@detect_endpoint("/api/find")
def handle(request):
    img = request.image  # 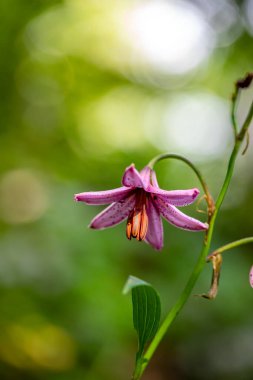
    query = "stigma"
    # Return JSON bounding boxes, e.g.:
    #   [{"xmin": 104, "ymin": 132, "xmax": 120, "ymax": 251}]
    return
[{"xmin": 126, "ymin": 190, "xmax": 148, "ymax": 241}]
